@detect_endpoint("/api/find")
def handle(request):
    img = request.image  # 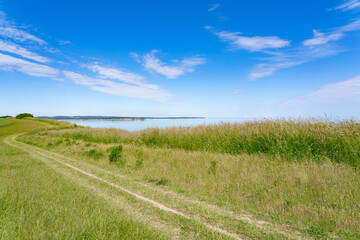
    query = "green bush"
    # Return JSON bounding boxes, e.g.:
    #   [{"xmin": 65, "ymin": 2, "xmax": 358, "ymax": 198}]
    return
[
  {"xmin": 108, "ymin": 145, "xmax": 126, "ymax": 166},
  {"xmin": 85, "ymin": 149, "xmax": 104, "ymax": 160},
  {"xmin": 16, "ymin": 113, "xmax": 34, "ymax": 119}
]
